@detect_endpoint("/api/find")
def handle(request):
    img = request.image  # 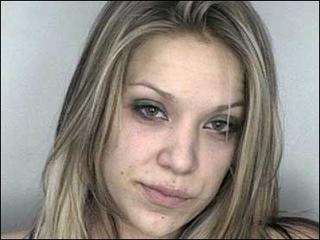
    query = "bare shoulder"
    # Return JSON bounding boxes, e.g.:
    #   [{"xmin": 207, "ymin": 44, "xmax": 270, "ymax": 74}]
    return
[
  {"xmin": 1, "ymin": 230, "xmax": 30, "ymax": 239},
  {"xmin": 266, "ymin": 217, "xmax": 319, "ymax": 239}
]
